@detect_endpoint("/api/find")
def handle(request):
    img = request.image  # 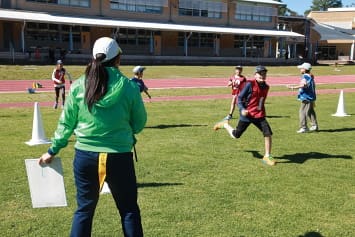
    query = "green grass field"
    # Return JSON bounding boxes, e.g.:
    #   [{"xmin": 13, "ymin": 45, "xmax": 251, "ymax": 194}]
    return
[
  {"xmin": 0, "ymin": 65, "xmax": 354, "ymax": 237},
  {"xmin": 0, "ymin": 64, "xmax": 355, "ymax": 80}
]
